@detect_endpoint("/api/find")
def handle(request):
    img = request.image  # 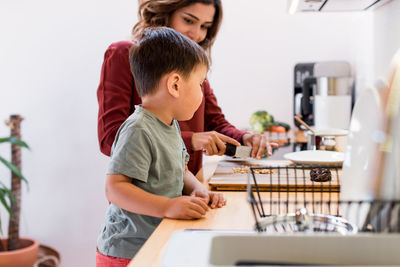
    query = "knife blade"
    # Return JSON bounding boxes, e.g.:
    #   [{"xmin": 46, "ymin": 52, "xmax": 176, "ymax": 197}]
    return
[{"xmin": 225, "ymin": 143, "xmax": 252, "ymax": 158}]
